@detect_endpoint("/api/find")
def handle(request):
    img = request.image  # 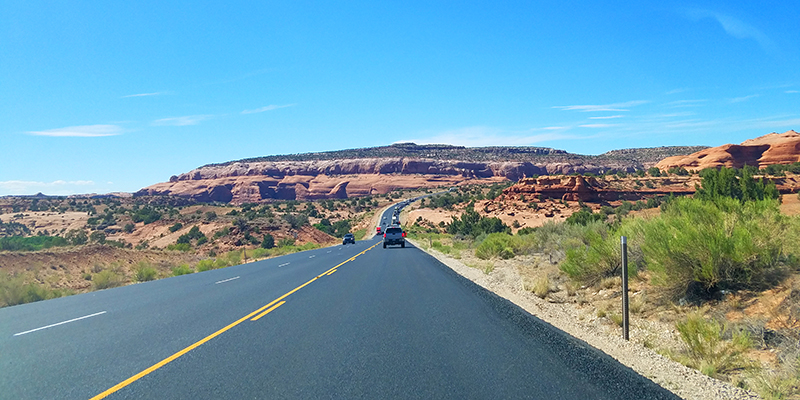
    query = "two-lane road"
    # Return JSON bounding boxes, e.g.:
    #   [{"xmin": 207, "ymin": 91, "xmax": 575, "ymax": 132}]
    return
[{"xmin": 0, "ymin": 203, "xmax": 679, "ymax": 399}]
